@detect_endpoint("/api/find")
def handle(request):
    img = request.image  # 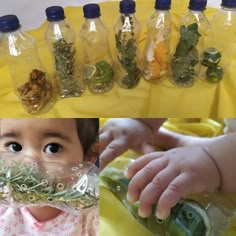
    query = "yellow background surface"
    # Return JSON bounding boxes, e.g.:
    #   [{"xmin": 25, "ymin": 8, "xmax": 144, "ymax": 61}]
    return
[{"xmin": 0, "ymin": 0, "xmax": 234, "ymax": 117}]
